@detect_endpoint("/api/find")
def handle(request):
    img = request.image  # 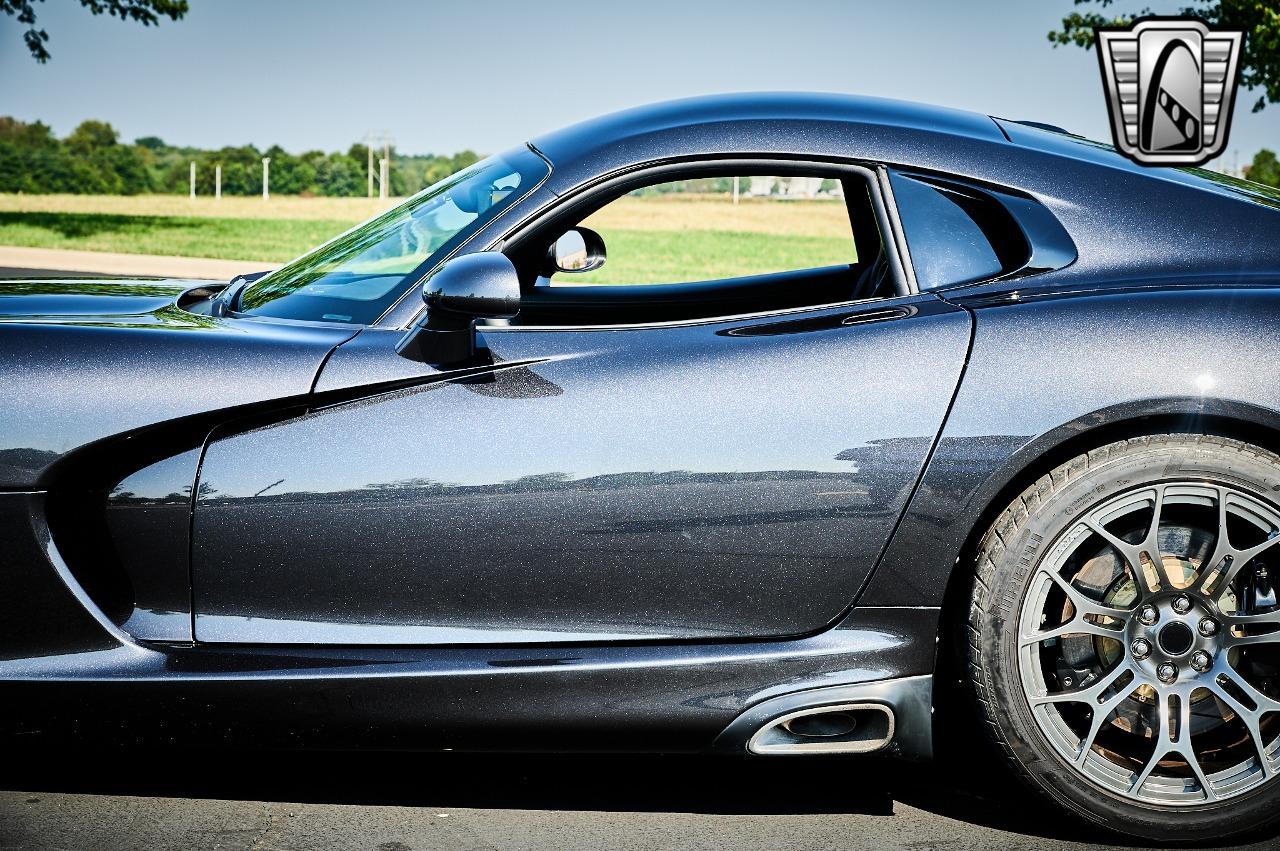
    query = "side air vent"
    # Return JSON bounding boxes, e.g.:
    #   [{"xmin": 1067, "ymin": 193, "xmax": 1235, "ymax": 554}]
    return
[{"xmin": 747, "ymin": 702, "xmax": 894, "ymax": 755}]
